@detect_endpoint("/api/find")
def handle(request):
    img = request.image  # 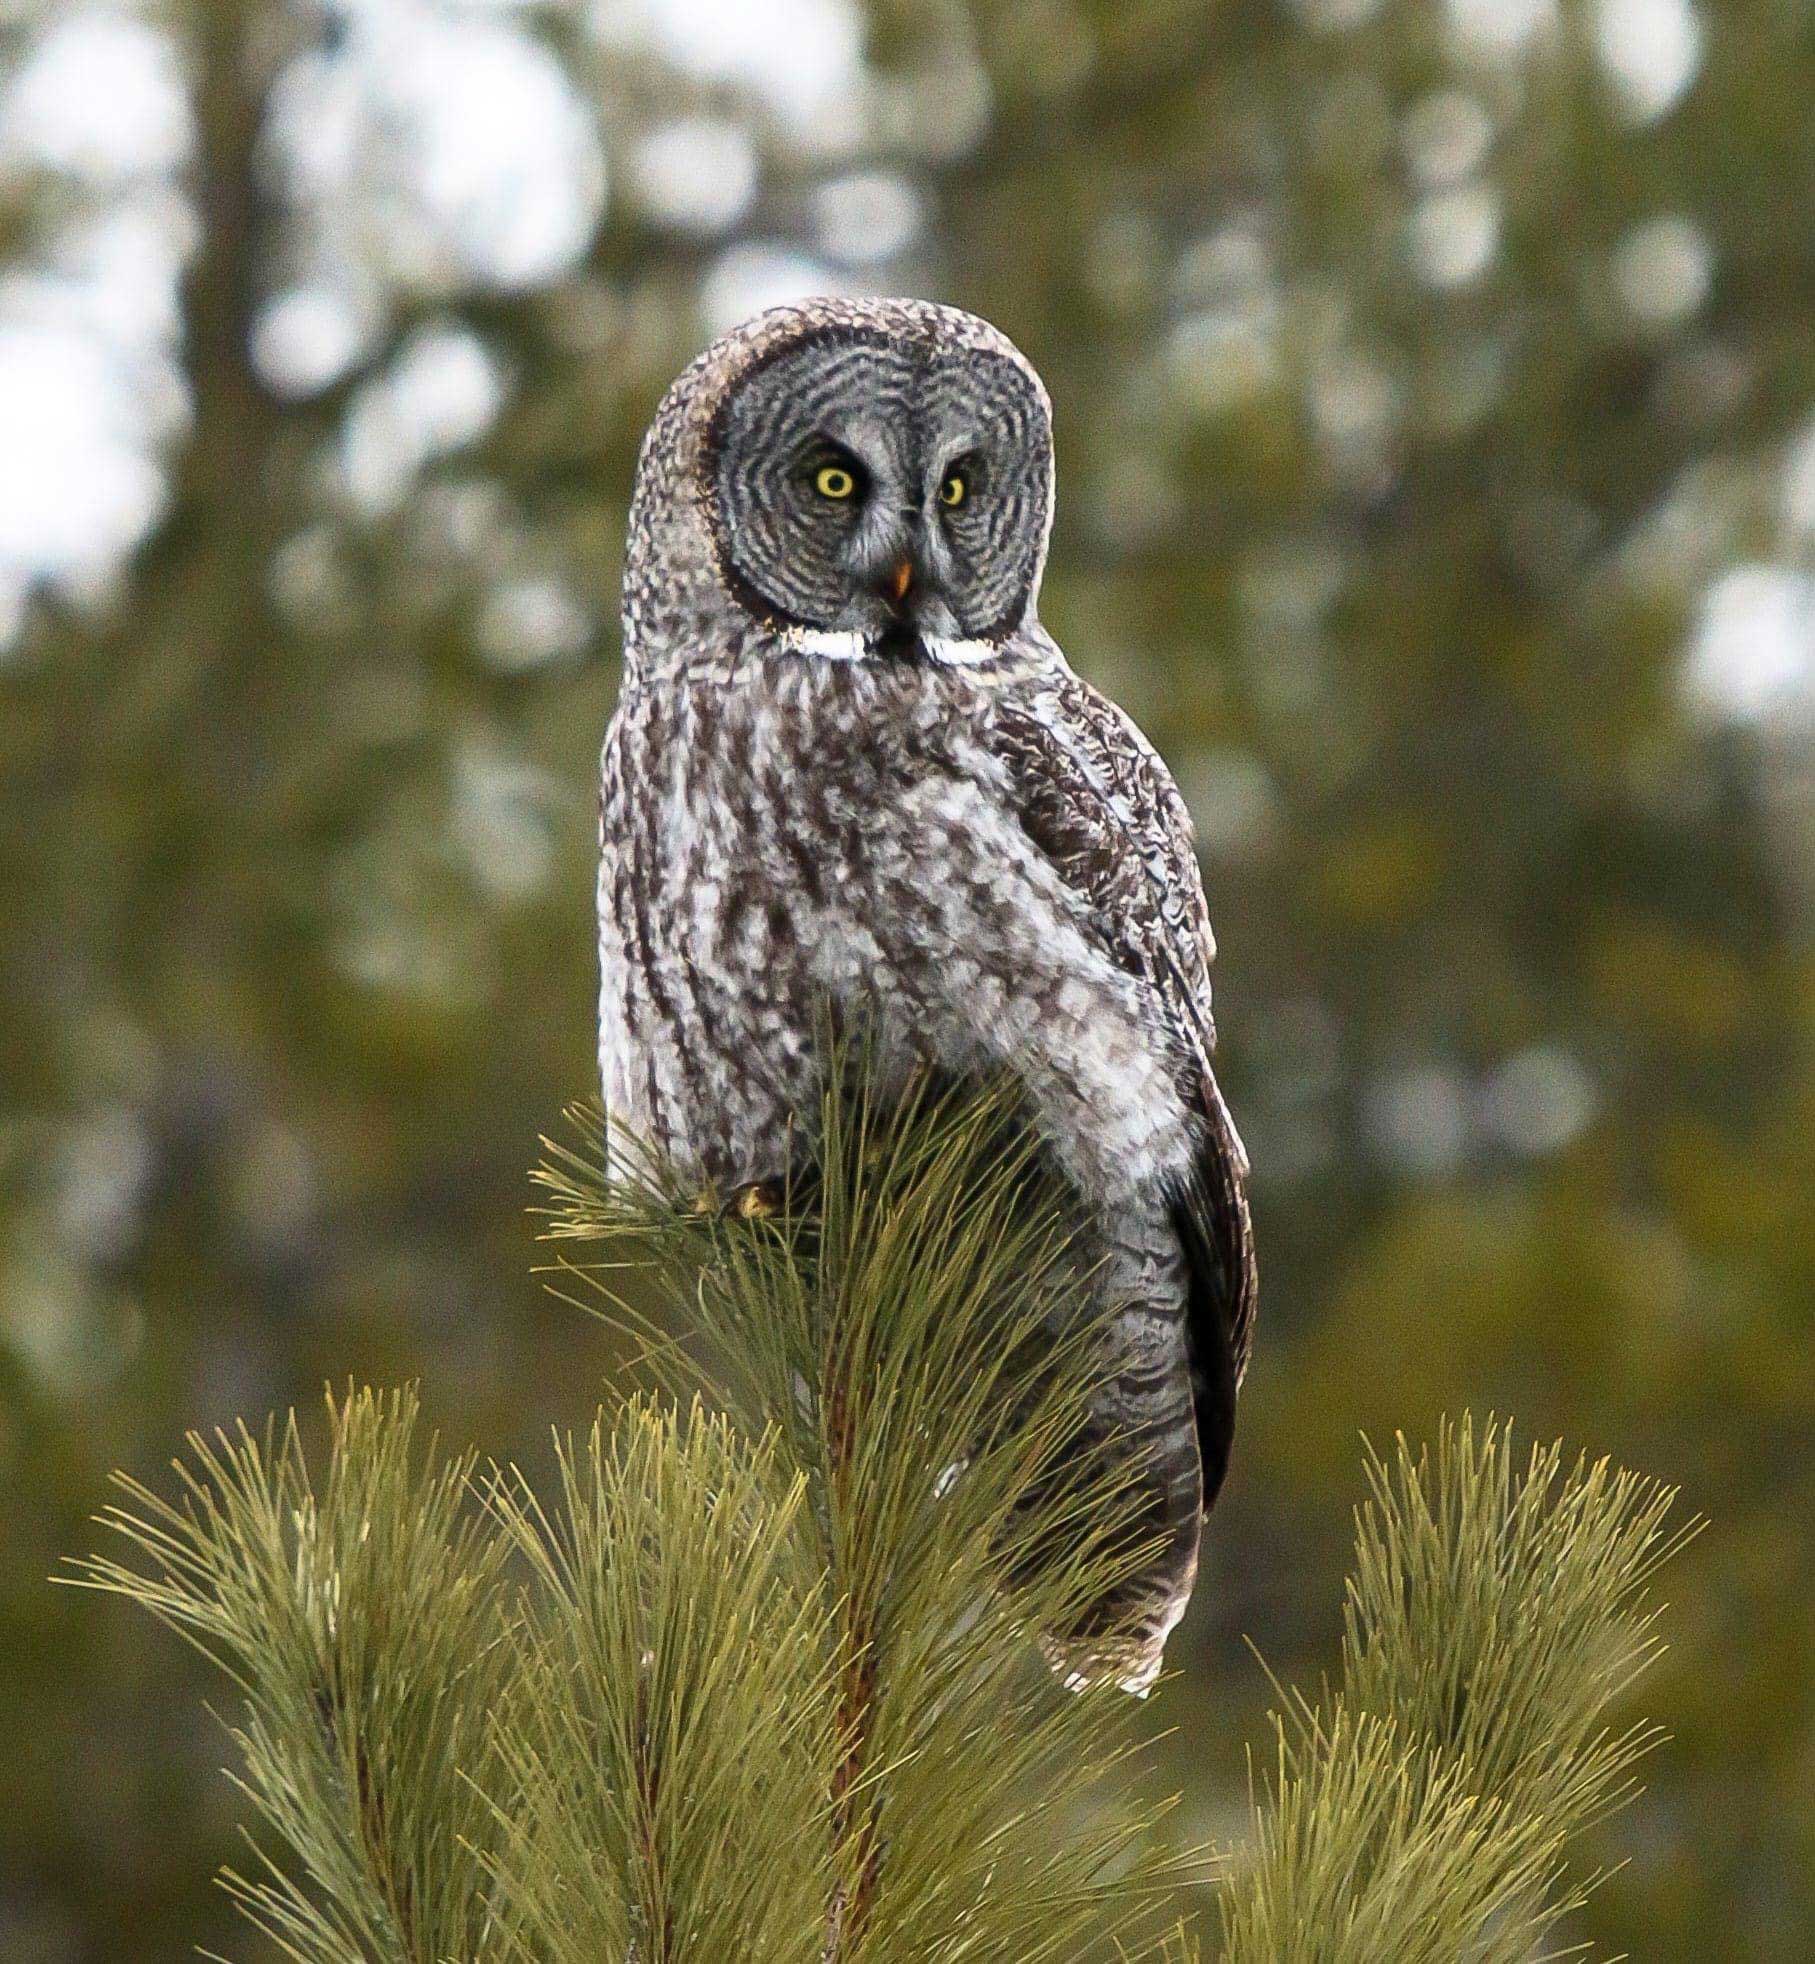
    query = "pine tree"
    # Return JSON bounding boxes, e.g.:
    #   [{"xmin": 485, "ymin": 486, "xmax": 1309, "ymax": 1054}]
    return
[{"xmin": 68, "ymin": 1060, "xmax": 1691, "ymax": 1961}]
